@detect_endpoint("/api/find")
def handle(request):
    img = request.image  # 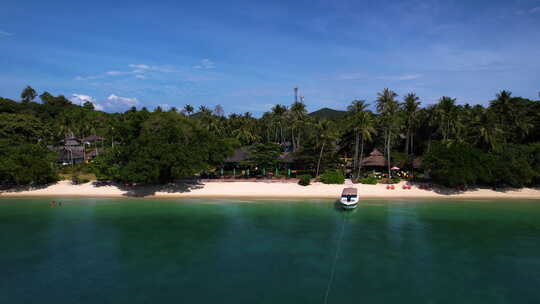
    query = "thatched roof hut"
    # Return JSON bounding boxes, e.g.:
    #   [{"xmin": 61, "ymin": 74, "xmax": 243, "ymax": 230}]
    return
[
  {"xmin": 224, "ymin": 148, "xmax": 295, "ymax": 165},
  {"xmin": 224, "ymin": 148, "xmax": 253, "ymax": 163},
  {"xmin": 361, "ymin": 149, "xmax": 386, "ymax": 167}
]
